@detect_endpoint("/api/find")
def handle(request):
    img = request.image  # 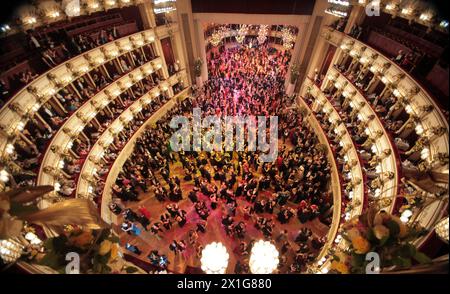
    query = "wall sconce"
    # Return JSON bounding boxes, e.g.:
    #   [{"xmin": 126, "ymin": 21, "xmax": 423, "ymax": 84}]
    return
[
  {"xmin": 61, "ymin": 74, "xmax": 73, "ymax": 85},
  {"xmin": 400, "ymin": 209, "xmax": 413, "ymax": 223},
  {"xmin": 134, "ymin": 39, "xmax": 144, "ymax": 47},
  {"xmin": 79, "ymin": 65, "xmax": 90, "ymax": 74},
  {"xmin": 371, "ymin": 144, "xmax": 378, "ymax": 153},
  {"xmin": 380, "ymin": 75, "xmax": 389, "ymax": 85},
  {"xmin": 145, "ymin": 67, "xmax": 154, "ymax": 75},
  {"xmin": 54, "ymin": 182, "xmax": 61, "ymax": 192},
  {"xmin": 420, "ymin": 147, "xmax": 430, "ymax": 160},
  {"xmin": 26, "ymin": 16, "xmax": 38, "ymax": 25},
  {"xmin": 401, "ymin": 7, "xmax": 413, "ymax": 15},
  {"xmin": 95, "ymin": 56, "xmax": 105, "ymax": 65},
  {"xmin": 16, "ymin": 121, "xmax": 25, "ymax": 132},
  {"xmin": 47, "ymin": 10, "xmax": 60, "ymax": 19},
  {"xmin": 385, "ymin": 3, "xmax": 396, "ymax": 10},
  {"xmin": 0, "ymin": 169, "xmax": 10, "ymax": 183},
  {"xmin": 404, "ymin": 104, "xmax": 415, "ymax": 115},
  {"xmin": 415, "ymin": 123, "xmax": 424, "ymax": 135},
  {"xmin": 393, "ymin": 88, "xmax": 402, "ymax": 98},
  {"xmin": 122, "ymin": 43, "xmax": 132, "ymax": 52},
  {"xmin": 105, "ymin": 0, "xmax": 117, "ymax": 7},
  {"xmin": 46, "ymin": 89, "xmax": 56, "ymax": 100},
  {"xmin": 132, "ymin": 106, "xmax": 142, "ymax": 114},
  {"xmin": 109, "ymin": 50, "xmax": 119, "ymax": 58}
]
